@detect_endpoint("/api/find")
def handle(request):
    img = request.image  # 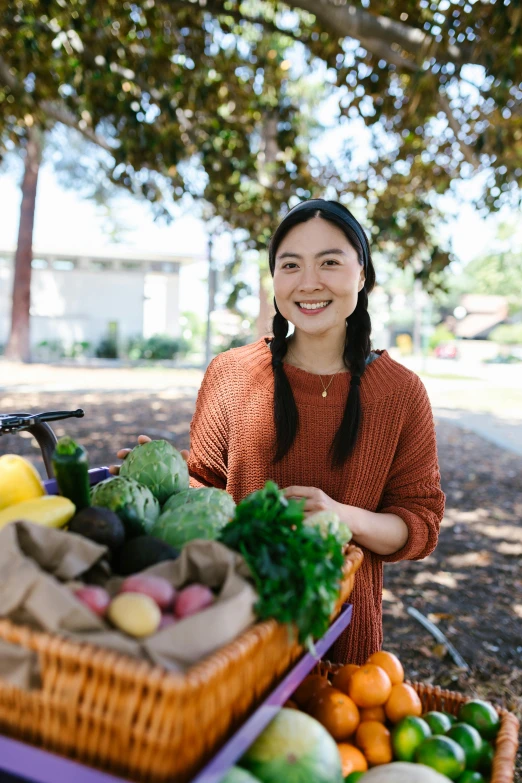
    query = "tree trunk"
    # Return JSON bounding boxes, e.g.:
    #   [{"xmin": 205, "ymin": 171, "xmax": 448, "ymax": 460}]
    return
[
  {"xmin": 256, "ymin": 113, "xmax": 278, "ymax": 339},
  {"xmin": 5, "ymin": 128, "xmax": 42, "ymax": 363}
]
